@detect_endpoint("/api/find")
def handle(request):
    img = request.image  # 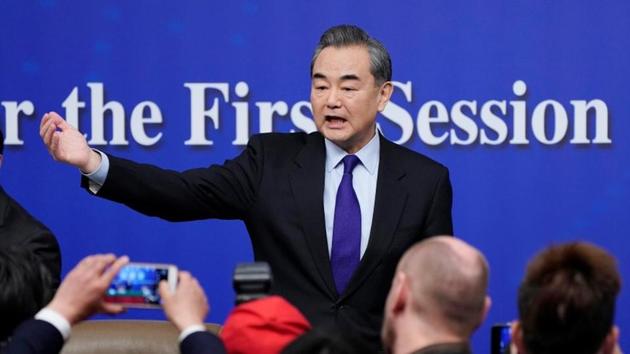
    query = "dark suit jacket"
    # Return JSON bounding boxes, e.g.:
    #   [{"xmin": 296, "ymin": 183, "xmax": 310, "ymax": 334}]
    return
[
  {"xmin": 2, "ymin": 321, "xmax": 225, "ymax": 354},
  {"xmin": 180, "ymin": 331, "xmax": 226, "ymax": 354},
  {"xmin": 0, "ymin": 186, "xmax": 61, "ymax": 288},
  {"xmin": 1, "ymin": 320, "xmax": 63, "ymax": 354},
  {"xmin": 84, "ymin": 132, "xmax": 452, "ymax": 349},
  {"xmin": 412, "ymin": 342, "xmax": 472, "ymax": 354}
]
